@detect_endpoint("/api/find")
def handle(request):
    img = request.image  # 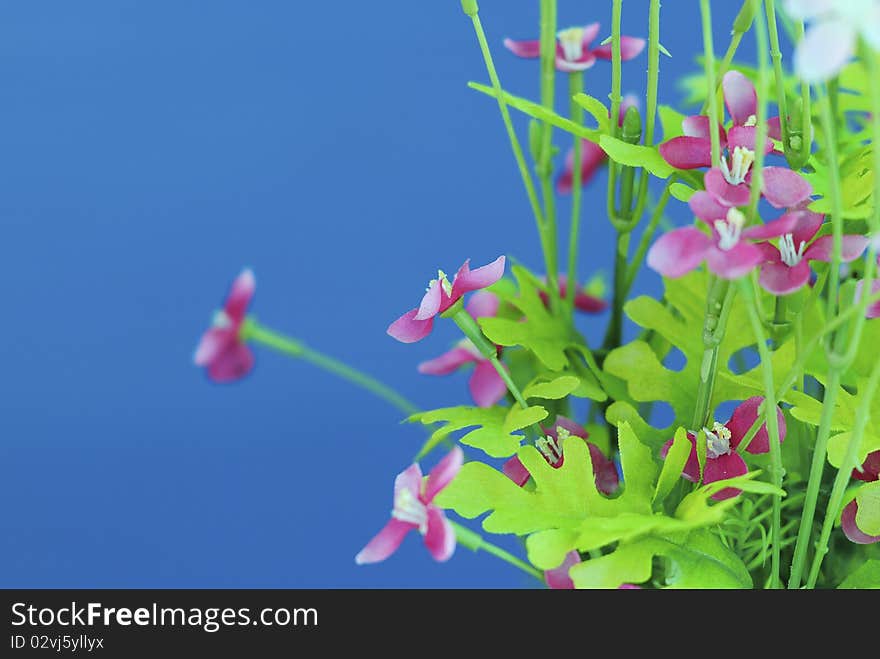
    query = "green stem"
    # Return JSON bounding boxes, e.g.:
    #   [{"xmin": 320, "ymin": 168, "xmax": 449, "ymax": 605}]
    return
[
  {"xmin": 738, "ymin": 276, "xmax": 784, "ymax": 589},
  {"xmin": 539, "ymin": 0, "xmax": 559, "ymax": 310},
  {"xmin": 692, "ymin": 278, "xmax": 735, "ymax": 429},
  {"xmin": 464, "ymin": 10, "xmax": 554, "ymax": 287},
  {"xmin": 818, "ymin": 86, "xmax": 844, "ymax": 346},
  {"xmin": 606, "ymin": 0, "xmax": 624, "ymax": 224},
  {"xmin": 700, "ymin": 0, "xmax": 721, "ymax": 166},
  {"xmin": 451, "ymin": 520, "xmax": 544, "ymax": 581},
  {"xmin": 601, "ymin": 231, "xmax": 631, "ymax": 351},
  {"xmin": 764, "ymin": 0, "xmax": 790, "ymax": 161},
  {"xmin": 796, "ymin": 21, "xmax": 813, "ymax": 167},
  {"xmin": 241, "ymin": 319, "xmax": 420, "ymax": 417},
  {"xmin": 566, "ymin": 71, "xmax": 584, "ymax": 316},
  {"xmin": 749, "ymin": 0, "xmax": 770, "ymax": 220}
]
